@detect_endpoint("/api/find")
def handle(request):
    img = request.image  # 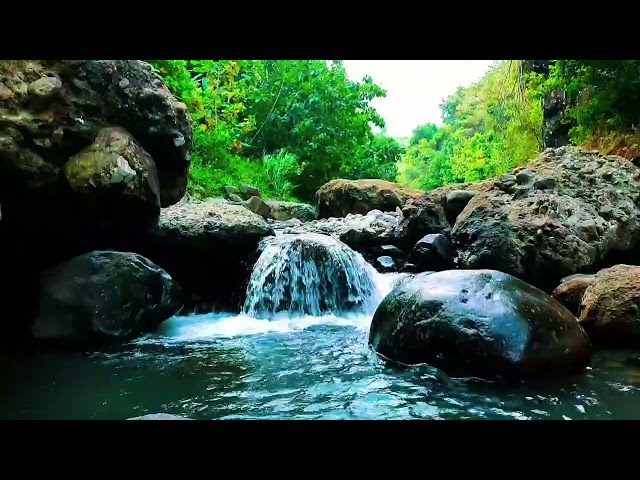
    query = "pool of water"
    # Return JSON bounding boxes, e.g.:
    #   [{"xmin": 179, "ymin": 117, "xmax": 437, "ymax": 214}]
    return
[{"xmin": 3, "ymin": 312, "xmax": 640, "ymax": 420}]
